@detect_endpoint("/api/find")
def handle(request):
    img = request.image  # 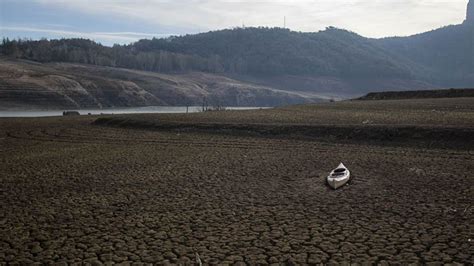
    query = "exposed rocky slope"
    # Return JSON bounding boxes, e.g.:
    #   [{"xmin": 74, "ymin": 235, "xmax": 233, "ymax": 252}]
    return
[{"xmin": 0, "ymin": 58, "xmax": 319, "ymax": 109}]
